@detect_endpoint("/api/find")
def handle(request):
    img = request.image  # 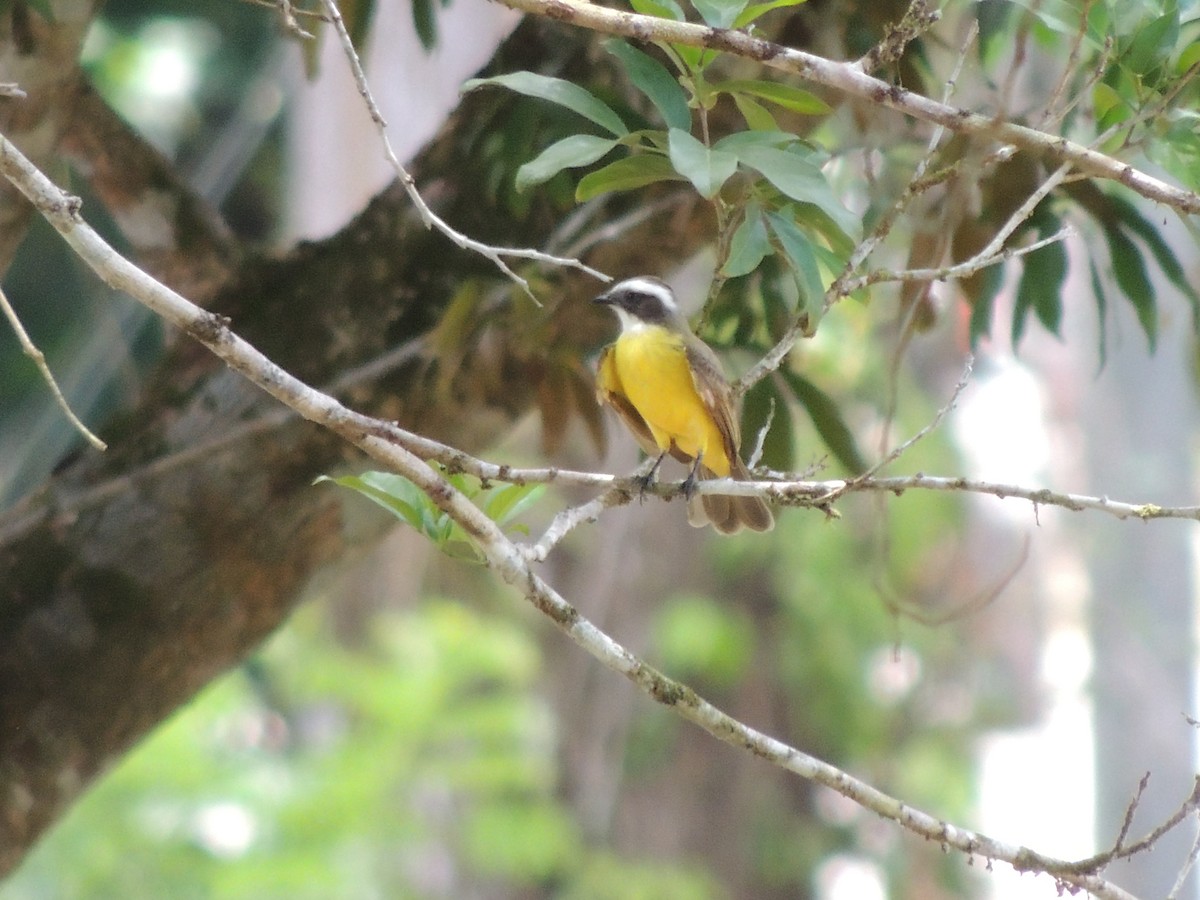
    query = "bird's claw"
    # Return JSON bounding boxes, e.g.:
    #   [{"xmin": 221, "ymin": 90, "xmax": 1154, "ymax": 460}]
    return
[
  {"xmin": 680, "ymin": 469, "xmax": 698, "ymax": 501},
  {"xmin": 634, "ymin": 469, "xmax": 657, "ymax": 504}
]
